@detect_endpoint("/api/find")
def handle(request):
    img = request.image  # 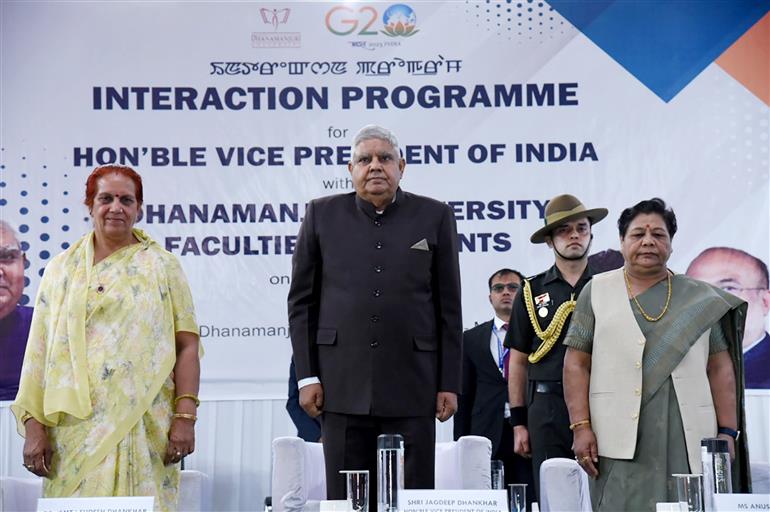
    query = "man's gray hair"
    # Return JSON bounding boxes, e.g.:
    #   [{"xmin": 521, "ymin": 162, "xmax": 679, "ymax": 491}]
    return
[
  {"xmin": 350, "ymin": 125, "xmax": 401, "ymax": 162},
  {"xmin": 0, "ymin": 220, "xmax": 21, "ymax": 248}
]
